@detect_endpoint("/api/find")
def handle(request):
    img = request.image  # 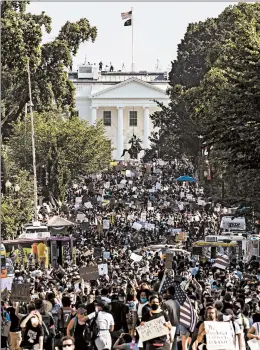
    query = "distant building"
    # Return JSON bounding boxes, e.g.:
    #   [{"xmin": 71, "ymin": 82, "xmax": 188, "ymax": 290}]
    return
[{"xmin": 69, "ymin": 64, "xmax": 170, "ymax": 160}]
